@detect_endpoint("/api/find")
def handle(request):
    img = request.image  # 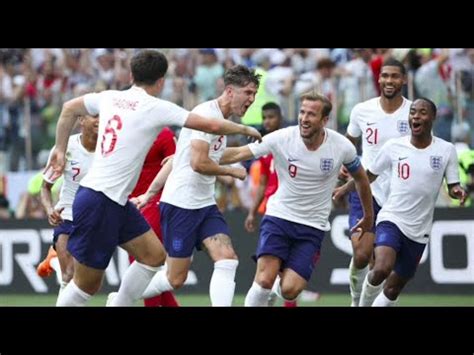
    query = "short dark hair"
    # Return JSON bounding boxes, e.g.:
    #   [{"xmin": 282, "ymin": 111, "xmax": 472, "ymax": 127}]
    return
[
  {"xmin": 262, "ymin": 102, "xmax": 281, "ymax": 114},
  {"xmin": 382, "ymin": 57, "xmax": 406, "ymax": 75},
  {"xmin": 416, "ymin": 97, "xmax": 437, "ymax": 117},
  {"xmin": 131, "ymin": 49, "xmax": 168, "ymax": 86},
  {"xmin": 224, "ymin": 65, "xmax": 261, "ymax": 89}
]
